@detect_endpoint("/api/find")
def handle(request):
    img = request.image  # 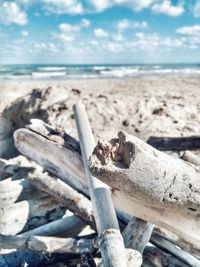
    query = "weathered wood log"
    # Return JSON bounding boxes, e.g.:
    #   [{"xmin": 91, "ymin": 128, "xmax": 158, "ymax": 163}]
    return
[
  {"xmin": 14, "ymin": 120, "xmax": 200, "ymax": 256},
  {"xmin": 0, "ymin": 235, "xmax": 96, "ymax": 254},
  {"xmin": 122, "ymin": 217, "xmax": 154, "ymax": 253},
  {"xmin": 15, "ymin": 120, "xmax": 88, "ymax": 195},
  {"xmin": 27, "ymin": 169, "xmax": 195, "ymax": 264},
  {"xmin": 147, "ymin": 135, "xmax": 200, "ymax": 151},
  {"xmin": 89, "ymin": 131, "xmax": 200, "ymax": 251},
  {"xmin": 29, "ymin": 169, "xmax": 95, "ymax": 229},
  {"xmin": 21, "ymin": 215, "xmax": 87, "ymax": 238}
]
